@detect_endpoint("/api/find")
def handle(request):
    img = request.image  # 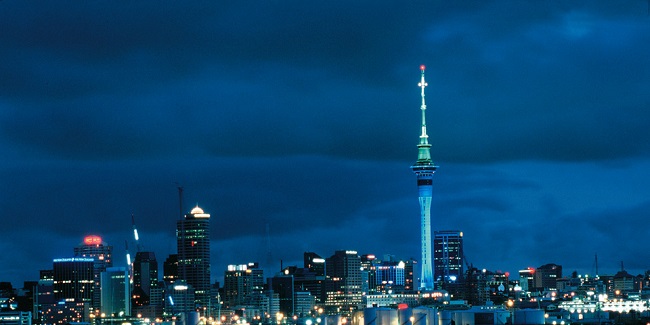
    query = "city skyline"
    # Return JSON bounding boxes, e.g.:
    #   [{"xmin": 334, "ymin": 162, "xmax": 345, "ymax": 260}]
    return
[{"xmin": 2, "ymin": 1, "xmax": 650, "ymax": 286}]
